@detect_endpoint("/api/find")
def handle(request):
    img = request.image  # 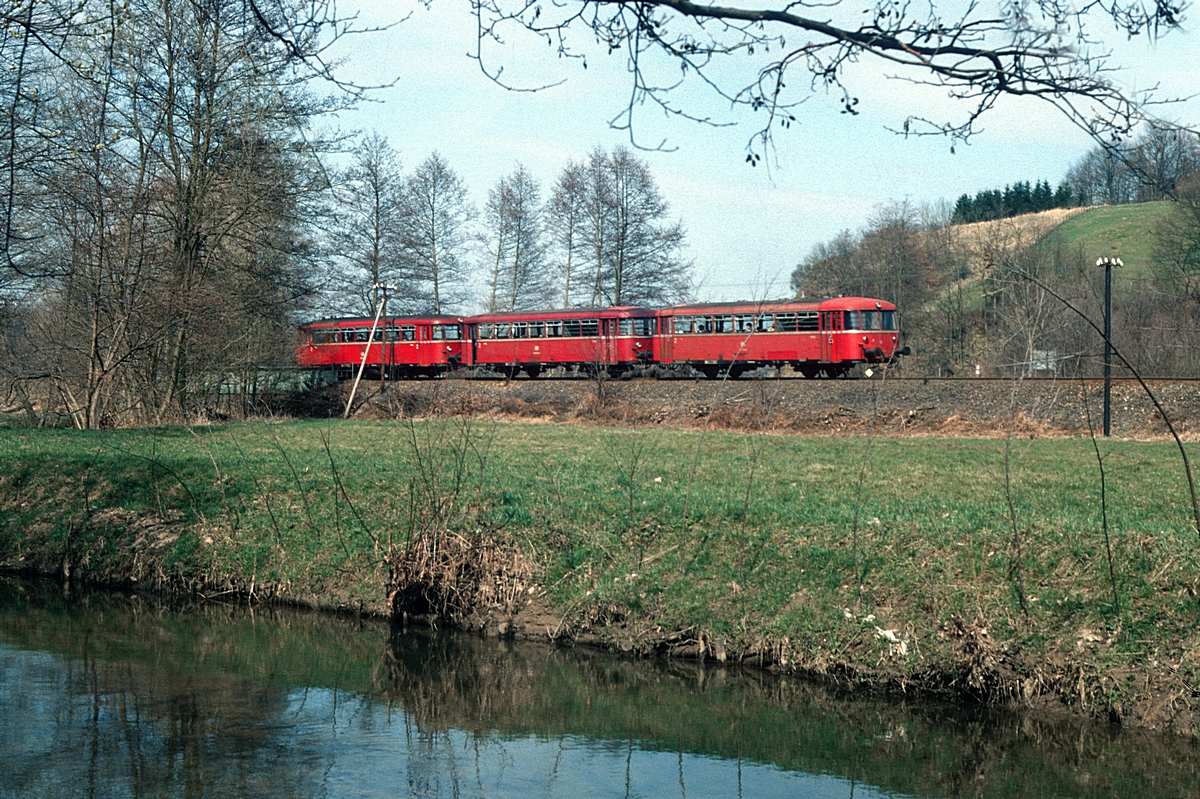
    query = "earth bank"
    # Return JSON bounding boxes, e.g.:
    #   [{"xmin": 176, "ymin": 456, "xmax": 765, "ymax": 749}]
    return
[{"xmin": 3, "ymin": 377, "xmax": 1200, "ymax": 738}]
